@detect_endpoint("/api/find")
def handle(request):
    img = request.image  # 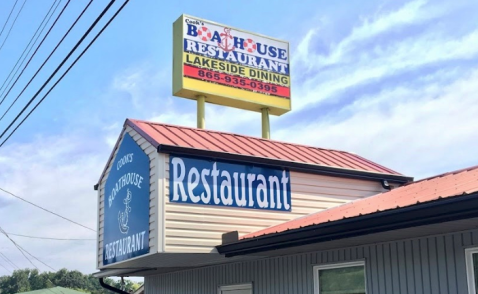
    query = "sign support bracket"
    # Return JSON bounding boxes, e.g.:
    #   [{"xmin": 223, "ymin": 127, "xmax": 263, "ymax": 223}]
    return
[
  {"xmin": 197, "ymin": 95, "xmax": 206, "ymax": 129},
  {"xmin": 261, "ymin": 108, "xmax": 270, "ymax": 139}
]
